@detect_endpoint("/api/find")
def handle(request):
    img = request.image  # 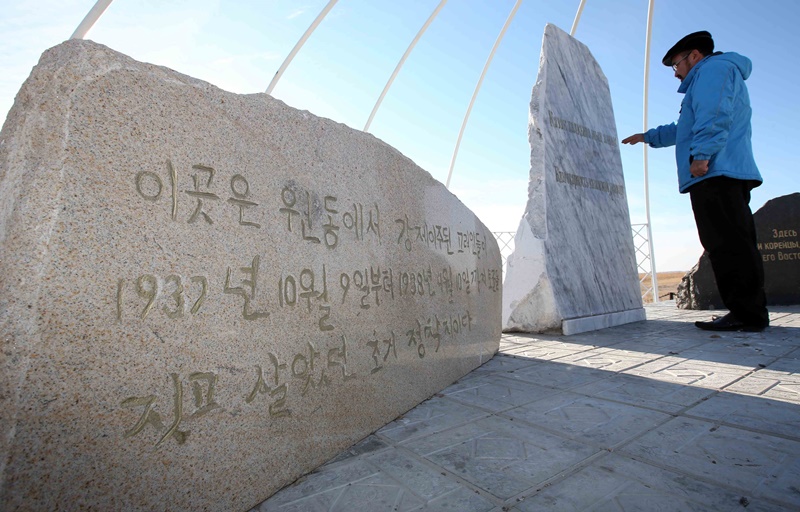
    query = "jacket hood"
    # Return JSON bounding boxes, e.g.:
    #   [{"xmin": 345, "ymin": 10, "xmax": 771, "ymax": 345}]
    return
[
  {"xmin": 678, "ymin": 52, "xmax": 752, "ymax": 93},
  {"xmin": 715, "ymin": 52, "xmax": 752, "ymax": 79}
]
